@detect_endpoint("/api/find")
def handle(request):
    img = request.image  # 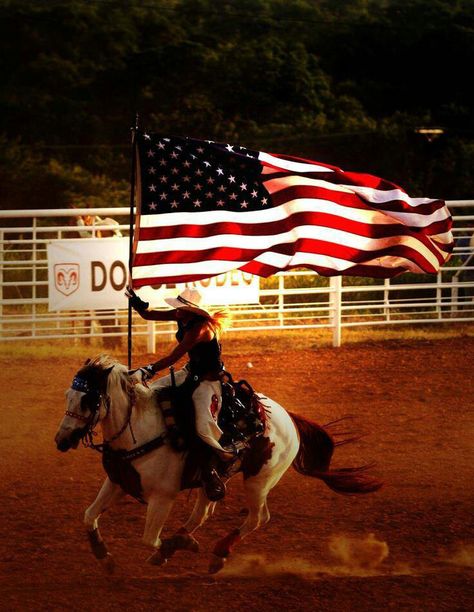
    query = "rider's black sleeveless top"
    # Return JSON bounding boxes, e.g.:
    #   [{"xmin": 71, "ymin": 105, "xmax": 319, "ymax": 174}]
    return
[{"xmin": 176, "ymin": 316, "xmax": 223, "ymax": 378}]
